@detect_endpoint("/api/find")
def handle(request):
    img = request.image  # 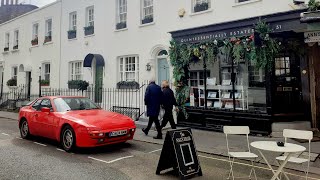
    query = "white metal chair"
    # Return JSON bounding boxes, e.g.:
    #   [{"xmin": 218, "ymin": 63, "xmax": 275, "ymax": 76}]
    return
[
  {"xmin": 223, "ymin": 126, "xmax": 258, "ymax": 180},
  {"xmin": 276, "ymin": 129, "xmax": 313, "ymax": 180}
]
